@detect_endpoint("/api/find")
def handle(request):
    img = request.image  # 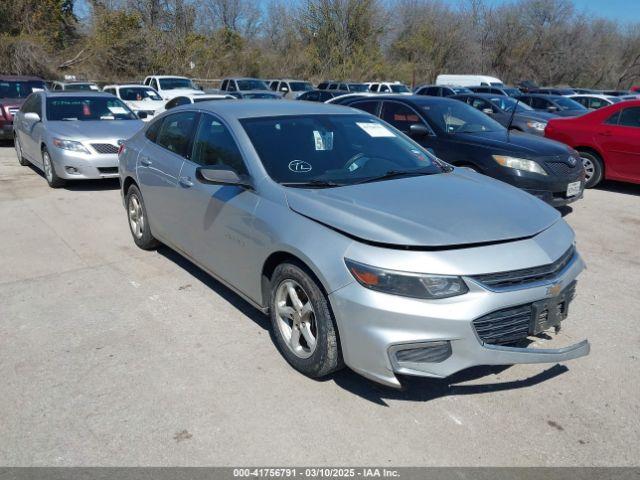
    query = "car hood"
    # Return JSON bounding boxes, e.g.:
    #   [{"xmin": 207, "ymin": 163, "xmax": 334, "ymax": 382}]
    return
[
  {"xmin": 285, "ymin": 171, "xmax": 560, "ymax": 248},
  {"xmin": 162, "ymin": 89, "xmax": 204, "ymax": 99},
  {"xmin": 46, "ymin": 120, "xmax": 144, "ymax": 142},
  {"xmin": 452, "ymin": 130, "xmax": 569, "ymax": 157},
  {"xmin": 124, "ymin": 99, "xmax": 165, "ymax": 111}
]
